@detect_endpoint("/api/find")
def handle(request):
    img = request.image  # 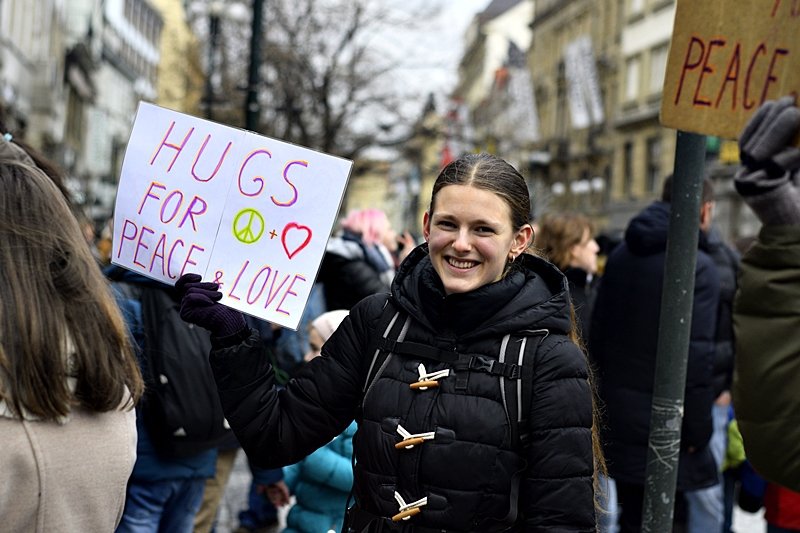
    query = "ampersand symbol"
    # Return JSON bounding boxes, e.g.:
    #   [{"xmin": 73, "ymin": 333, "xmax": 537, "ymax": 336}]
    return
[{"xmin": 213, "ymin": 270, "xmax": 224, "ymax": 289}]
